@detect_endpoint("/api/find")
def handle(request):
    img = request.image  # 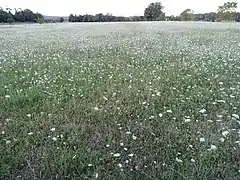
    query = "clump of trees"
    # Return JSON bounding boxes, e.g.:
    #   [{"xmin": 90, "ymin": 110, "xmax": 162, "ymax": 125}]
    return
[
  {"xmin": 236, "ymin": 12, "xmax": 240, "ymax": 21},
  {"xmin": 144, "ymin": 2, "xmax": 165, "ymax": 21},
  {"xmin": 69, "ymin": 2, "xmax": 165, "ymax": 22},
  {"xmin": 69, "ymin": 1, "xmax": 239, "ymax": 23},
  {"xmin": 1, "ymin": 1, "xmax": 240, "ymax": 24},
  {"xmin": 59, "ymin": 17, "xmax": 64, "ymax": 22},
  {"xmin": 194, "ymin": 13, "xmax": 217, "ymax": 22},
  {"xmin": 217, "ymin": 2, "xmax": 238, "ymax": 21},
  {"xmin": 69, "ymin": 13, "xmax": 145, "ymax": 22},
  {"xmin": 180, "ymin": 9, "xmax": 195, "ymax": 21},
  {"xmin": 0, "ymin": 7, "xmax": 43, "ymax": 23}
]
